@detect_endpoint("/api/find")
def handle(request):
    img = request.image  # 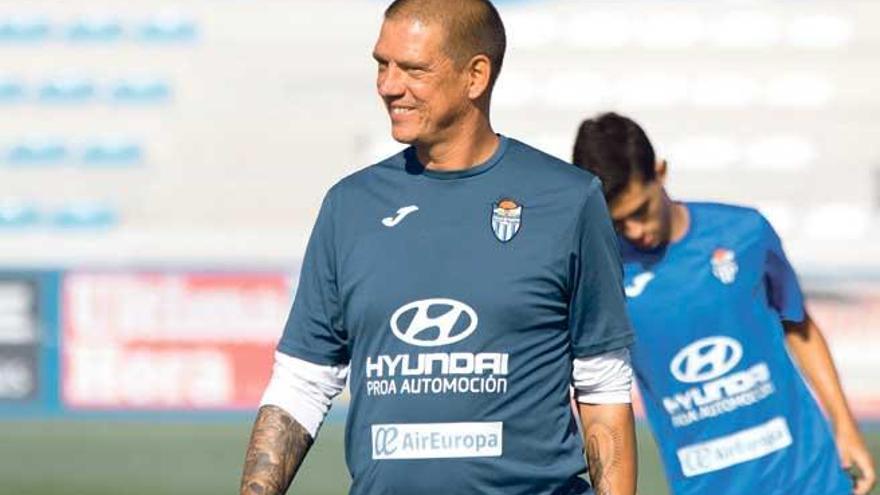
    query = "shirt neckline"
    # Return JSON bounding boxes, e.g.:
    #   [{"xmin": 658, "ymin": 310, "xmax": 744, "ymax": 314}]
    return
[{"xmin": 404, "ymin": 135, "xmax": 509, "ymax": 180}]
